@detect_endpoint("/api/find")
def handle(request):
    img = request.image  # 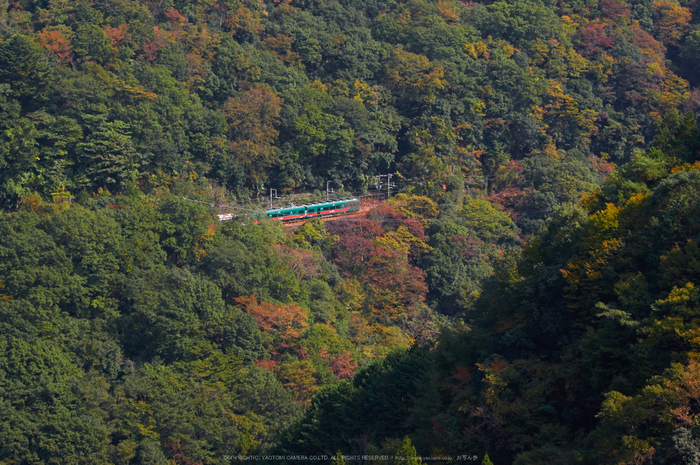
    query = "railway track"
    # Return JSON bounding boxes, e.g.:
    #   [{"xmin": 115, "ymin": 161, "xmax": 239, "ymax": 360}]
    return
[
  {"xmin": 282, "ymin": 210, "xmax": 364, "ymax": 228},
  {"xmin": 282, "ymin": 198, "xmax": 378, "ymax": 228}
]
